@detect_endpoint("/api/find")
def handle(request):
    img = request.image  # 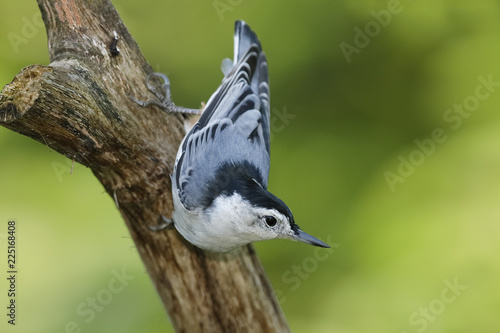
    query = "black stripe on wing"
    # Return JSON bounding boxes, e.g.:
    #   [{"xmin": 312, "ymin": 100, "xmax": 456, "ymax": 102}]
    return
[
  {"xmin": 196, "ymin": 48, "xmax": 258, "ymax": 129},
  {"xmin": 256, "ymin": 52, "xmax": 270, "ymax": 155}
]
